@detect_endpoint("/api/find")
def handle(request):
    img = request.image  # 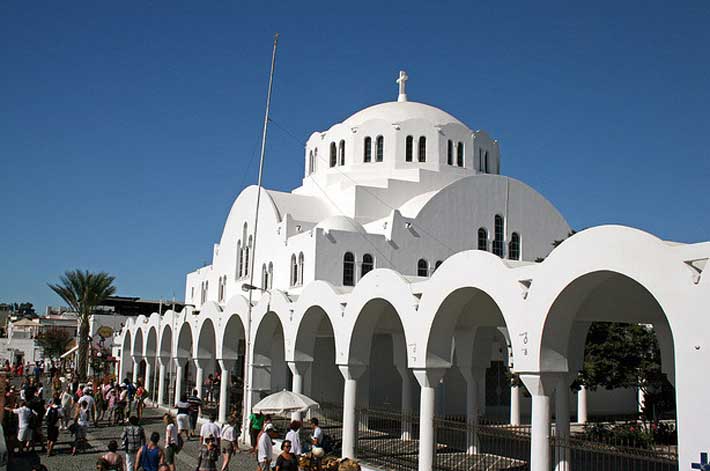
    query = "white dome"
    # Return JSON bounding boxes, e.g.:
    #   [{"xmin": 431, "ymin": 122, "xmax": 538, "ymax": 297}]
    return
[
  {"xmin": 315, "ymin": 215, "xmax": 366, "ymax": 234},
  {"xmin": 342, "ymin": 101, "xmax": 467, "ymax": 128}
]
